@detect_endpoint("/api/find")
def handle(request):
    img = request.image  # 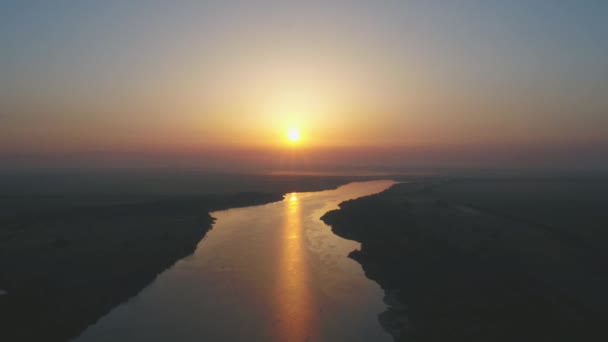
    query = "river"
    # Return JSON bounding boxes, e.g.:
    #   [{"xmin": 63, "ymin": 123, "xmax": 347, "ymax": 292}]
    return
[{"xmin": 74, "ymin": 180, "xmax": 395, "ymax": 342}]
